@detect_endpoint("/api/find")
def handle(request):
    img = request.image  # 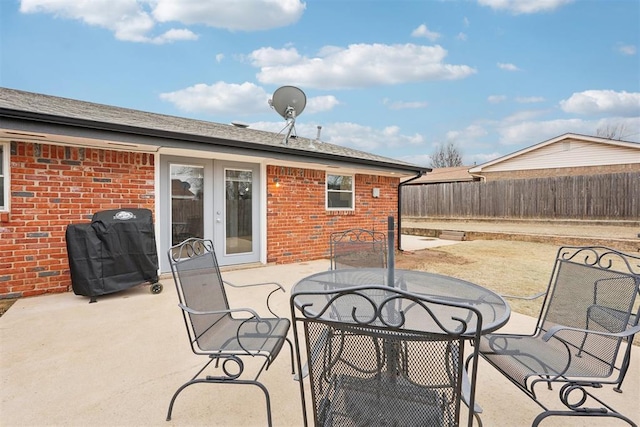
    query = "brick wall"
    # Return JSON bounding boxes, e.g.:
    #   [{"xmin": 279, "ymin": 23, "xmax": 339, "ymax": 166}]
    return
[
  {"xmin": 266, "ymin": 165, "xmax": 399, "ymax": 264},
  {"xmin": 1, "ymin": 144, "xmax": 400, "ymax": 298},
  {"xmin": 0, "ymin": 141, "xmax": 155, "ymax": 298},
  {"xmin": 480, "ymin": 163, "xmax": 638, "ymax": 181}
]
